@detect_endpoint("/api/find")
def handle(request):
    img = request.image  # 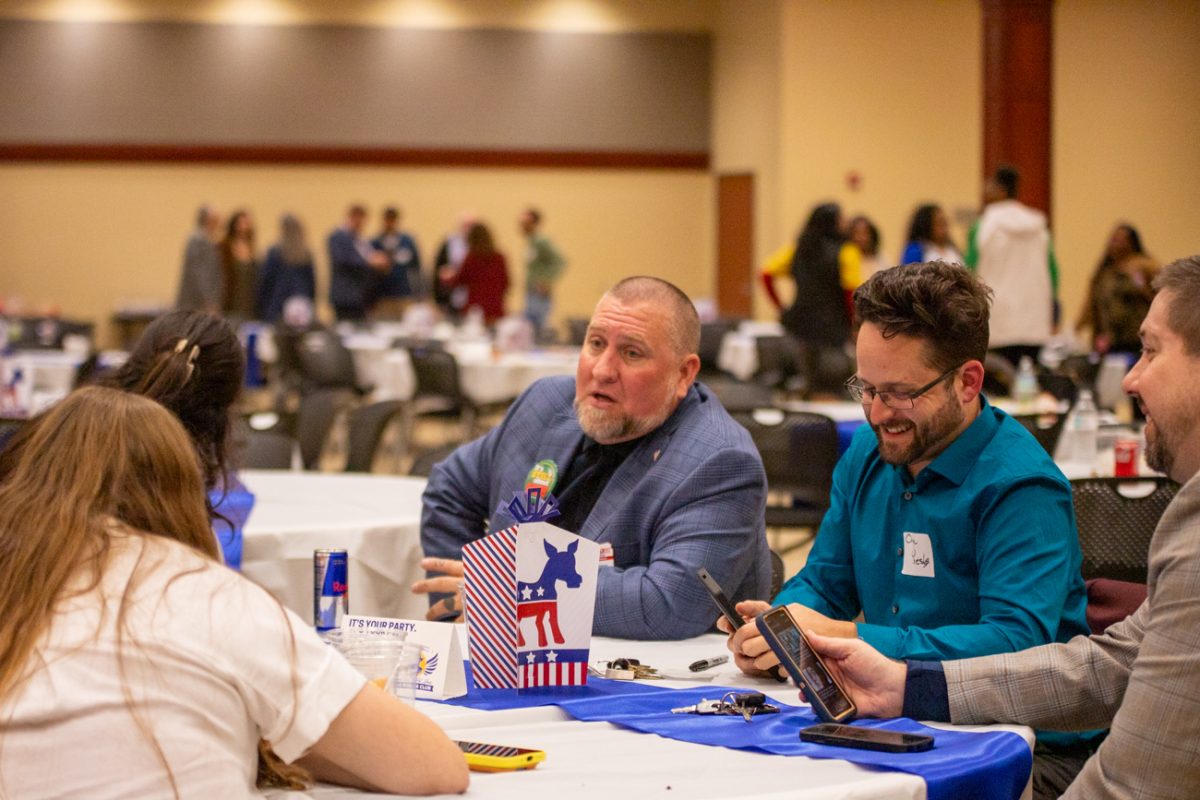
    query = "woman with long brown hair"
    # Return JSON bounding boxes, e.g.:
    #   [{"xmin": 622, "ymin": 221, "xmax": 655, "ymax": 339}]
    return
[
  {"xmin": 0, "ymin": 387, "xmax": 467, "ymax": 797},
  {"xmin": 441, "ymin": 221, "xmax": 510, "ymax": 324},
  {"xmin": 220, "ymin": 208, "xmax": 260, "ymax": 320}
]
